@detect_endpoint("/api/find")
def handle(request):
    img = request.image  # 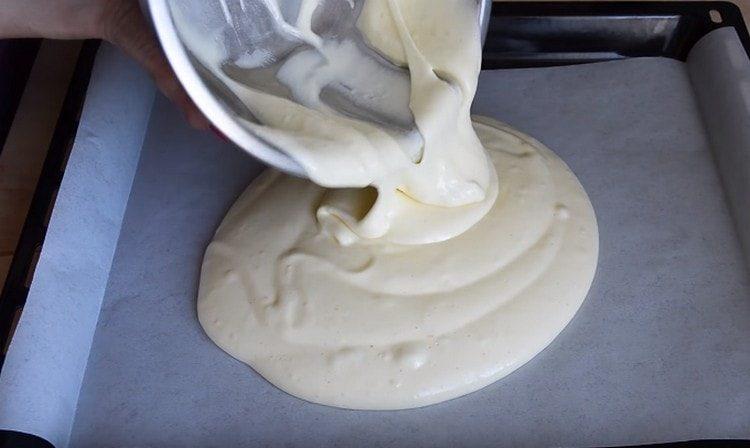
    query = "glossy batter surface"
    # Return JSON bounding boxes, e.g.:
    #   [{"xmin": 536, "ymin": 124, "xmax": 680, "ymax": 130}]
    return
[
  {"xmin": 175, "ymin": 0, "xmax": 497, "ymax": 244},
  {"xmin": 184, "ymin": 0, "xmax": 599, "ymax": 409},
  {"xmin": 198, "ymin": 118, "xmax": 598, "ymax": 409}
]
